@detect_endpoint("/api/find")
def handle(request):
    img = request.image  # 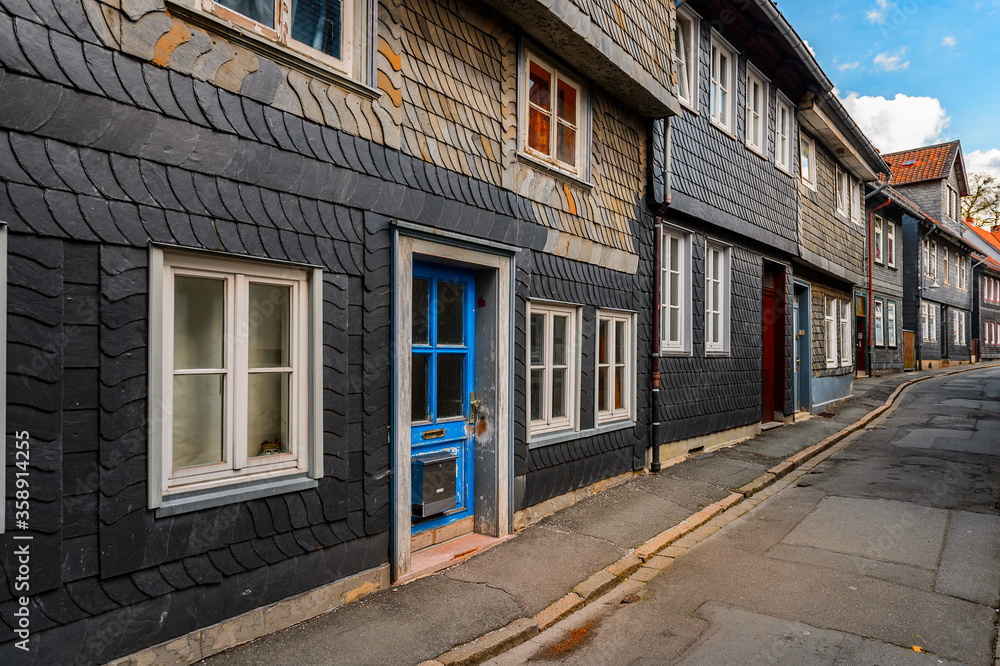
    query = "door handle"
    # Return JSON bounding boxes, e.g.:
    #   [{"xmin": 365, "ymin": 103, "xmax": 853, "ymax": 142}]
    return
[{"xmin": 469, "ymin": 392, "xmax": 481, "ymax": 424}]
